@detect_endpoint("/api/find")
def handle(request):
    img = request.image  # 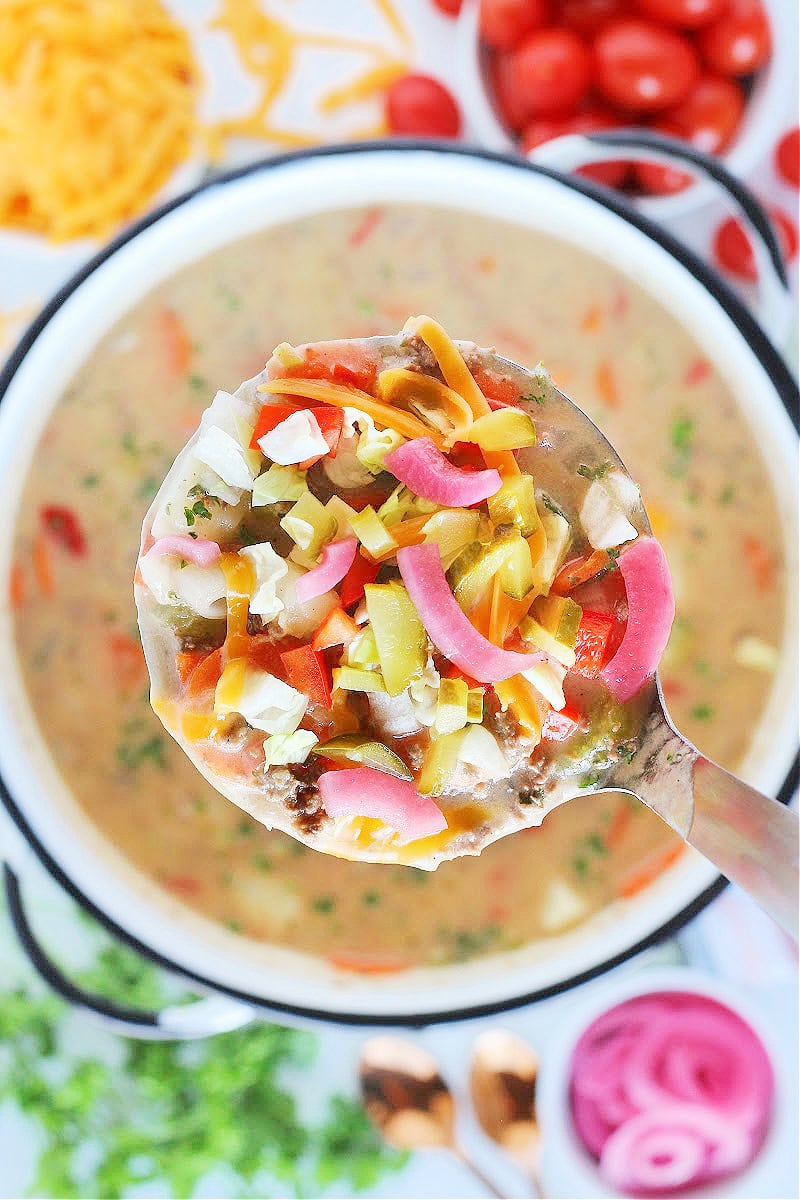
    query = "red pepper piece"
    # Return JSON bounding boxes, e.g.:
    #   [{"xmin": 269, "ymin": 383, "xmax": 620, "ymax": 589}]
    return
[
  {"xmin": 280, "ymin": 644, "xmax": 332, "ymax": 709},
  {"xmin": 542, "ymin": 702, "xmax": 583, "ymax": 740},
  {"xmin": 339, "ymin": 553, "xmax": 380, "ymax": 609},
  {"xmin": 572, "ymin": 609, "xmax": 615, "ymax": 678},
  {"xmin": 301, "ymin": 345, "xmax": 378, "ymax": 392},
  {"xmin": 310, "ymin": 406, "xmax": 344, "ymax": 456},
  {"xmin": 40, "ymin": 505, "xmax": 87, "ymax": 556},
  {"xmin": 250, "ymin": 403, "xmax": 302, "ymax": 448},
  {"xmin": 312, "ymin": 607, "xmax": 359, "ymax": 651}
]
